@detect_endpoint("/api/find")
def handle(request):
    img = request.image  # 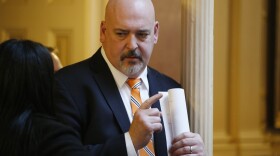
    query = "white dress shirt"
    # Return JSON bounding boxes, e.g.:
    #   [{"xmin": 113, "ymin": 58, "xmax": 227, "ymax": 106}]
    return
[{"xmin": 101, "ymin": 48, "xmax": 150, "ymax": 156}]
